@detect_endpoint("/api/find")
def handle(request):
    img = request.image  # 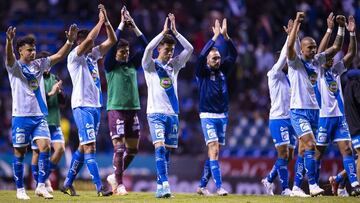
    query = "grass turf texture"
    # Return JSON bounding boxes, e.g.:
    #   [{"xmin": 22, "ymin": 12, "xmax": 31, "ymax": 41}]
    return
[{"xmin": 0, "ymin": 191, "xmax": 359, "ymax": 202}]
